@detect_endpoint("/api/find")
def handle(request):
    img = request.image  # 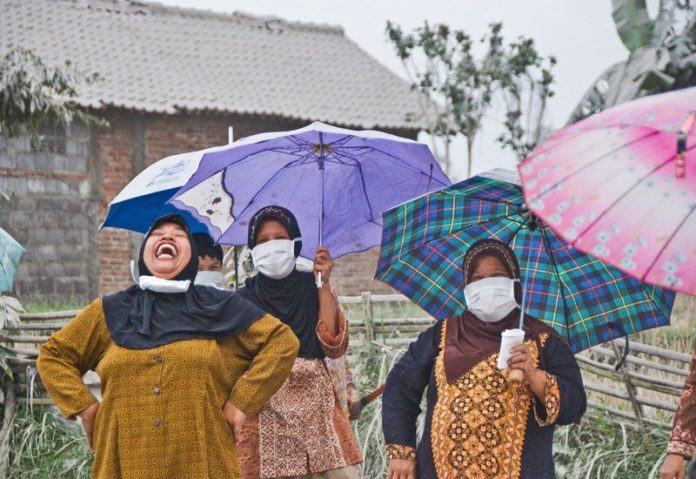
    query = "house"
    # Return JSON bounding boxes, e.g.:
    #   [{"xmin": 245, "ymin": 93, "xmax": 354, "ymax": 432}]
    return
[{"xmin": 0, "ymin": 0, "xmax": 429, "ymax": 301}]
